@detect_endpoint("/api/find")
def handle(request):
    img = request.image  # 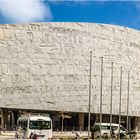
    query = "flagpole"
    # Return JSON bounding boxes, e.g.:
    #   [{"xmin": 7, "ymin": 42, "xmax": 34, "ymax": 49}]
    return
[
  {"xmin": 110, "ymin": 62, "xmax": 113, "ymax": 138},
  {"xmin": 100, "ymin": 57, "xmax": 103, "ymax": 140},
  {"xmin": 118, "ymin": 67, "xmax": 122, "ymax": 140},
  {"xmin": 127, "ymin": 71, "xmax": 130, "ymax": 131},
  {"xmin": 88, "ymin": 51, "xmax": 92, "ymax": 140}
]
